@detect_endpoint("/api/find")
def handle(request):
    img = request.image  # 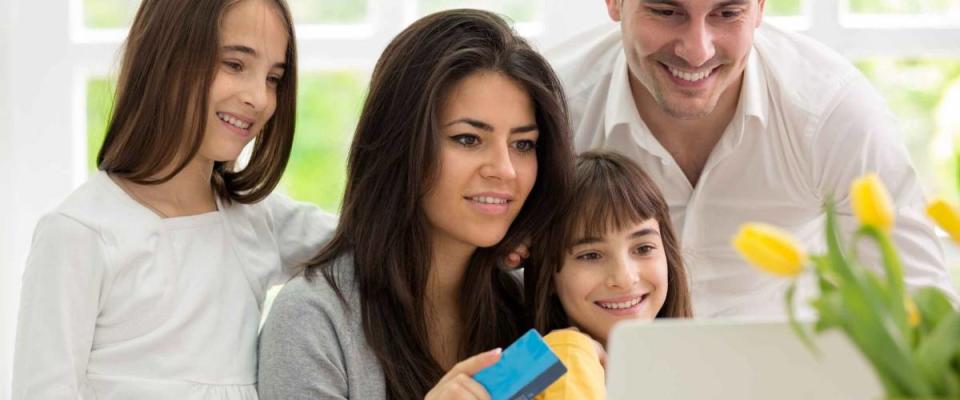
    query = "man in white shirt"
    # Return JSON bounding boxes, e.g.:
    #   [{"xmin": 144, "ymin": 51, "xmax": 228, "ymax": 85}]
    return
[{"xmin": 548, "ymin": 0, "xmax": 958, "ymax": 317}]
